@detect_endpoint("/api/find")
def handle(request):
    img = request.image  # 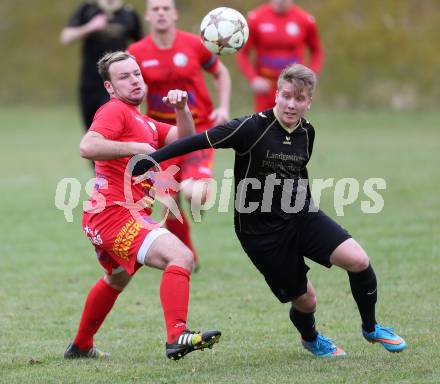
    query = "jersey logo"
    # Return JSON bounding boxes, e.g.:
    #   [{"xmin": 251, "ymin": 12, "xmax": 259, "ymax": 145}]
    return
[
  {"xmin": 142, "ymin": 59, "xmax": 159, "ymax": 68},
  {"xmin": 259, "ymin": 23, "xmax": 275, "ymax": 33},
  {"xmin": 286, "ymin": 22, "xmax": 300, "ymax": 36},
  {"xmin": 258, "ymin": 112, "xmax": 267, "ymax": 118},
  {"xmin": 134, "ymin": 115, "xmax": 156, "ymax": 132},
  {"xmin": 173, "ymin": 53, "xmax": 188, "ymax": 67},
  {"xmin": 283, "ymin": 135, "xmax": 292, "ymax": 145},
  {"xmin": 147, "ymin": 121, "xmax": 157, "ymax": 132}
]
